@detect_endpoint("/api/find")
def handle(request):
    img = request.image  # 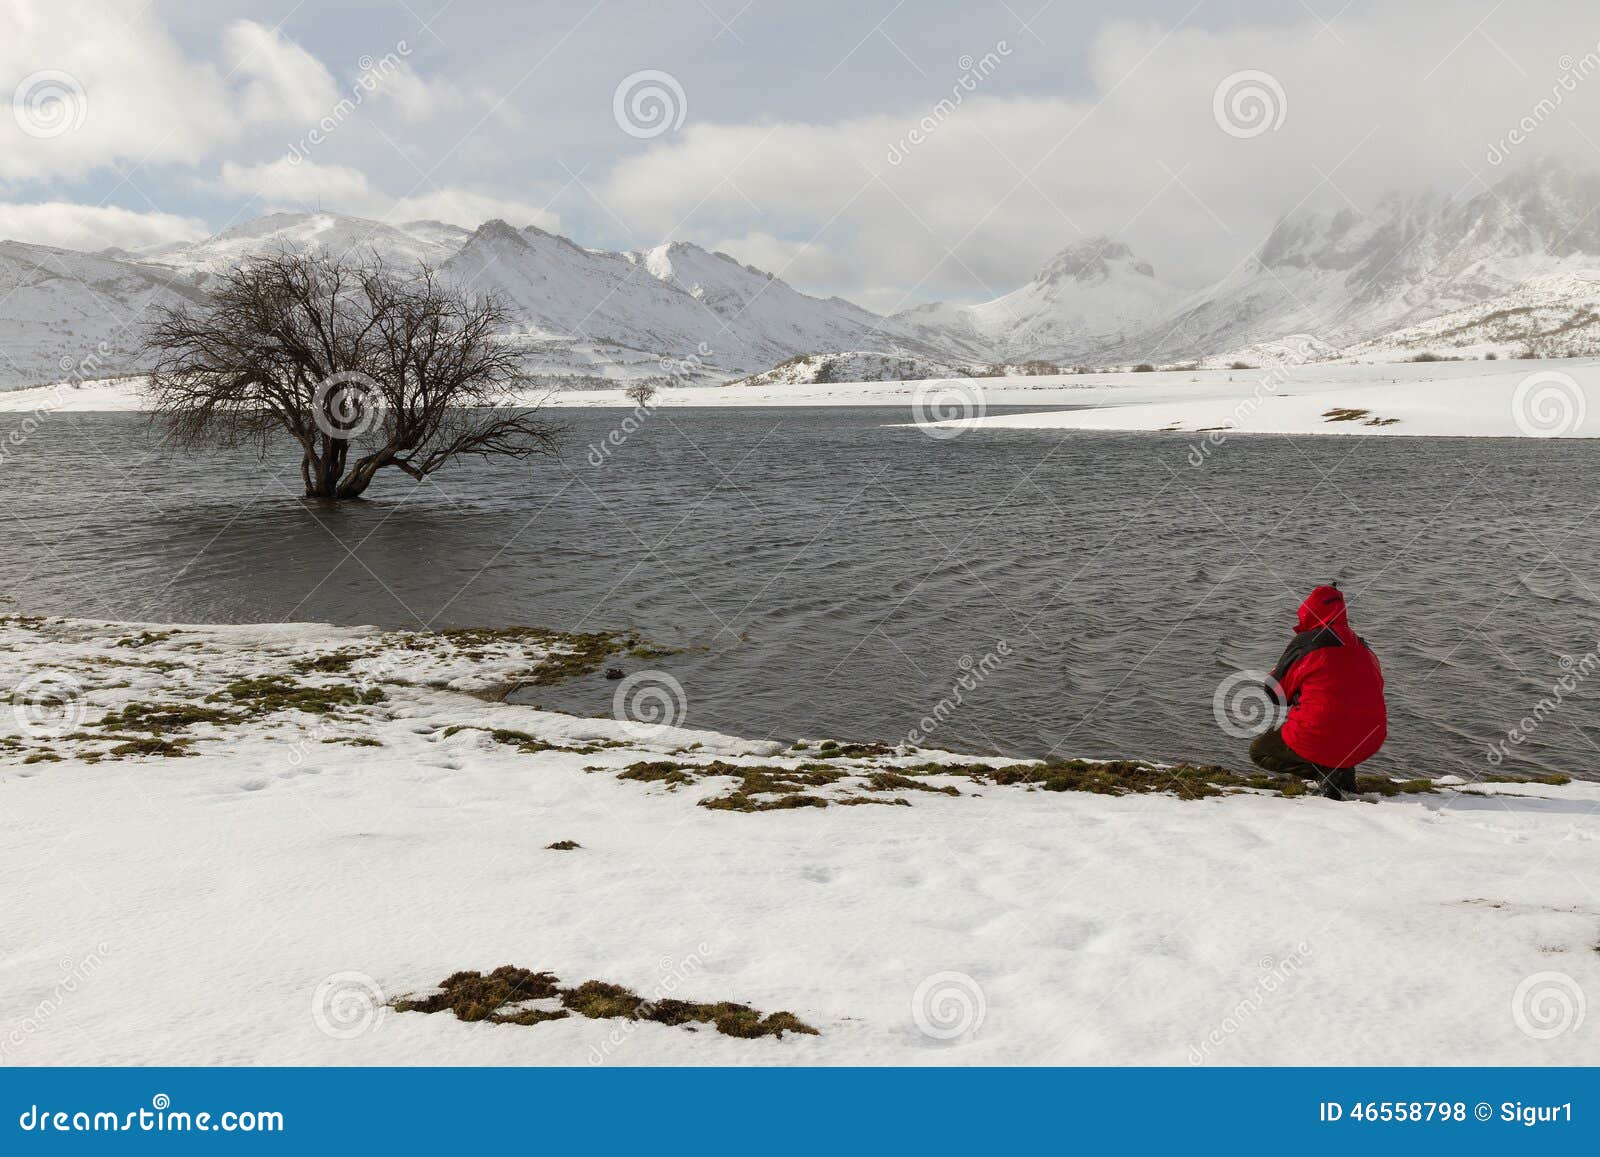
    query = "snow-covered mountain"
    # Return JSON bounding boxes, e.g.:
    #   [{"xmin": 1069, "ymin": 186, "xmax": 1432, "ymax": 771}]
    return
[
  {"xmin": 443, "ymin": 221, "xmax": 918, "ymax": 376},
  {"xmin": 139, "ymin": 211, "xmax": 471, "ymax": 287},
  {"xmin": 893, "ymin": 237, "xmax": 1180, "ymax": 362},
  {"xmin": 0, "ymin": 241, "xmax": 208, "ymax": 391},
  {"xmin": 0, "ymin": 211, "xmax": 912, "ymax": 391},
  {"xmin": 1129, "ymin": 160, "xmax": 1600, "ymax": 360},
  {"xmin": 1344, "ymin": 270, "xmax": 1600, "ymax": 361},
  {"xmin": 11, "ymin": 160, "xmax": 1600, "ymax": 395}
]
